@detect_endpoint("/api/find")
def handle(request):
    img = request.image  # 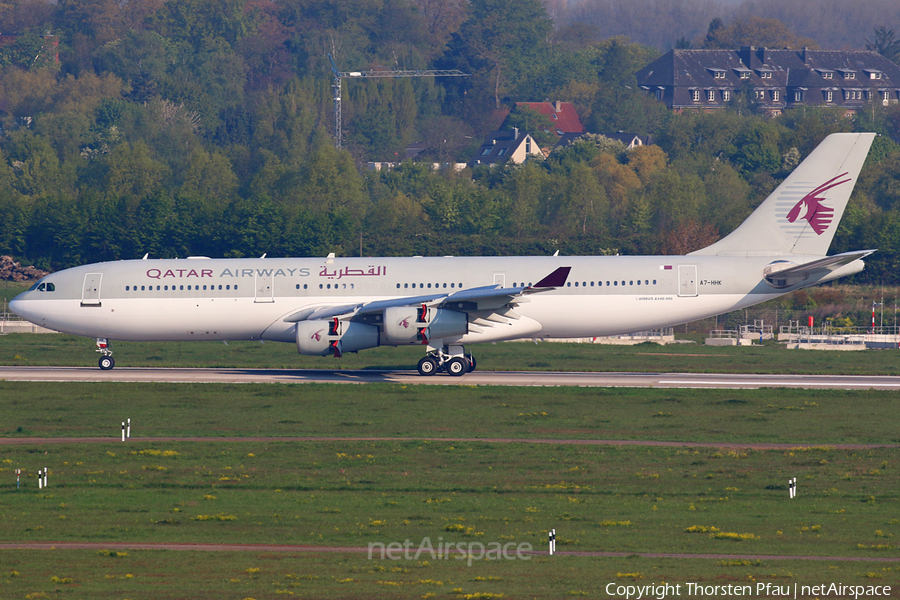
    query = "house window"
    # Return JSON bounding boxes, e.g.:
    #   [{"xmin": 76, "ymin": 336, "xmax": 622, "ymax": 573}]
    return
[
  {"xmin": 740, "ymin": 71, "xmax": 750, "ymax": 79},
  {"xmin": 525, "ymin": 138, "xmax": 532, "ymax": 153},
  {"xmin": 691, "ymin": 89, "xmax": 700, "ymax": 102},
  {"xmin": 845, "ymin": 72, "xmax": 856, "ymax": 79},
  {"xmin": 480, "ymin": 147, "xmax": 492, "ymax": 156},
  {"xmin": 654, "ymin": 88, "xmax": 663, "ymax": 100},
  {"xmin": 882, "ymin": 91, "xmax": 891, "ymax": 105},
  {"xmin": 822, "ymin": 71, "xmax": 833, "ymax": 79},
  {"xmin": 794, "ymin": 90, "xmax": 804, "ymax": 102},
  {"xmin": 706, "ymin": 90, "xmax": 715, "ymax": 102},
  {"xmin": 866, "ymin": 90, "xmax": 874, "ymax": 101},
  {"xmin": 715, "ymin": 71, "xmax": 725, "ymax": 78},
  {"xmin": 870, "ymin": 71, "xmax": 883, "ymax": 80},
  {"xmin": 722, "ymin": 89, "xmax": 730, "ymax": 101},
  {"xmin": 497, "ymin": 147, "xmax": 508, "ymax": 157},
  {"xmin": 754, "ymin": 89, "xmax": 765, "ymax": 100},
  {"xmin": 759, "ymin": 71, "xmax": 772, "ymax": 79},
  {"xmin": 825, "ymin": 90, "xmax": 834, "ymax": 102}
]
